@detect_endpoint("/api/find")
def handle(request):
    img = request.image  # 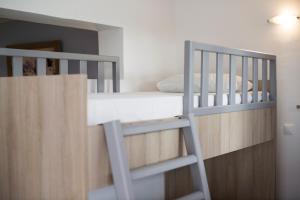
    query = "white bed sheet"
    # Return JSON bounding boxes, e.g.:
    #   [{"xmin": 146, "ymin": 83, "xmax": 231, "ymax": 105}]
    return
[{"xmin": 88, "ymin": 92, "xmax": 266, "ymax": 125}]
